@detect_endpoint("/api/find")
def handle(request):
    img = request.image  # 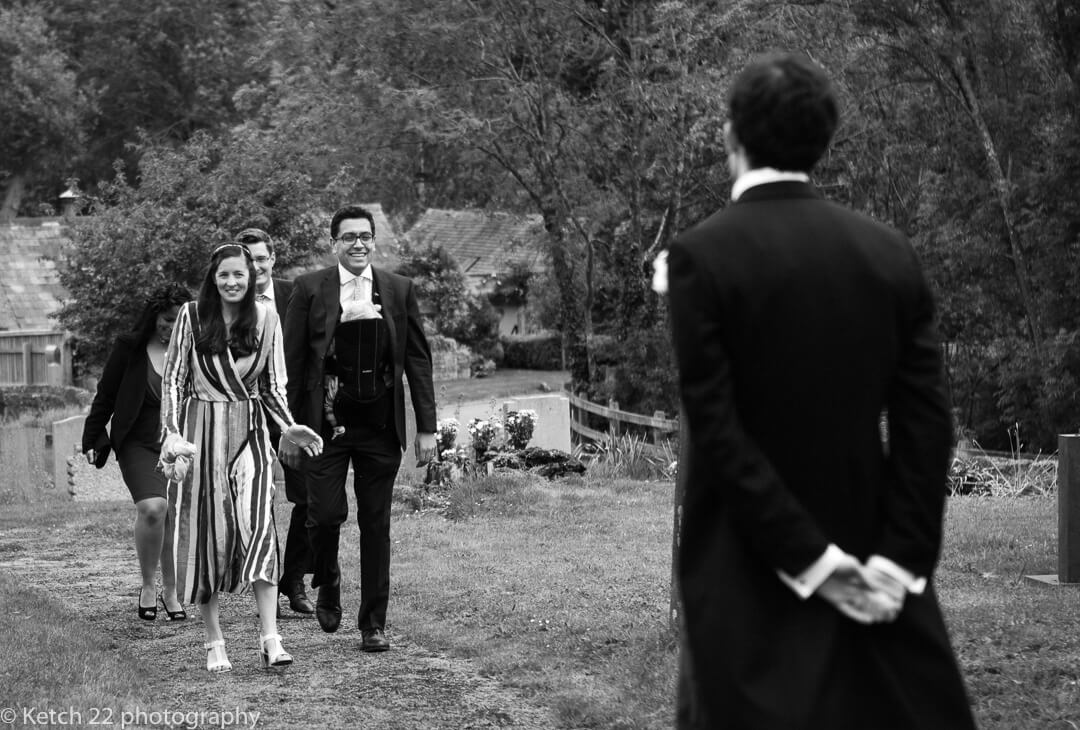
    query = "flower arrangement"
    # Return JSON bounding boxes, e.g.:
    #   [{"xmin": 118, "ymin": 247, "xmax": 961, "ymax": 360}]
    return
[
  {"xmin": 504, "ymin": 409, "xmax": 537, "ymax": 450},
  {"xmin": 468, "ymin": 417, "xmax": 500, "ymax": 457},
  {"xmin": 435, "ymin": 418, "xmax": 459, "ymax": 457}
]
